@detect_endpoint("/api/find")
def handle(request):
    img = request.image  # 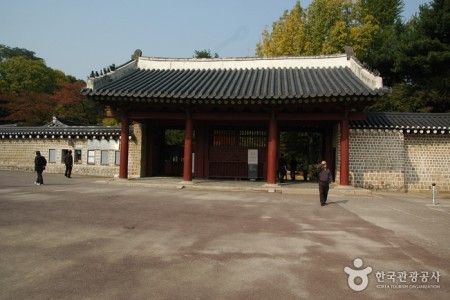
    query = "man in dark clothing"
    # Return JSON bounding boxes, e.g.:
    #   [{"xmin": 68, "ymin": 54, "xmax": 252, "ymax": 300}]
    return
[
  {"xmin": 64, "ymin": 150, "xmax": 73, "ymax": 178},
  {"xmin": 278, "ymin": 156, "xmax": 287, "ymax": 183},
  {"xmin": 317, "ymin": 160, "xmax": 333, "ymax": 206},
  {"xmin": 34, "ymin": 151, "xmax": 46, "ymax": 185},
  {"xmin": 302, "ymin": 158, "xmax": 309, "ymax": 182},
  {"xmin": 290, "ymin": 157, "xmax": 297, "ymax": 181}
]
